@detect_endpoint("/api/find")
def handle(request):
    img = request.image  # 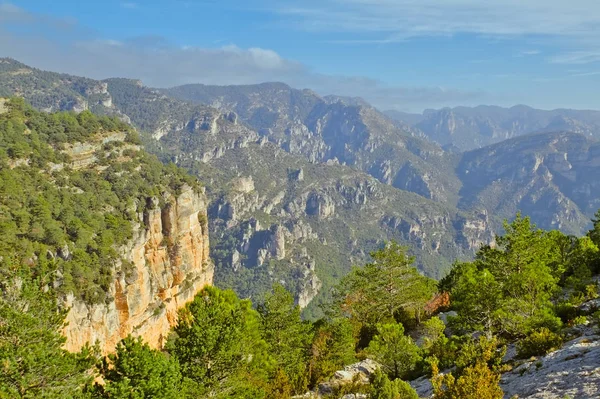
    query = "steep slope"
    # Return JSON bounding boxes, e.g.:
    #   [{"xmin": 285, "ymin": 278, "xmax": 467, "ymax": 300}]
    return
[
  {"xmin": 0, "ymin": 98, "xmax": 212, "ymax": 353},
  {"xmin": 386, "ymin": 104, "xmax": 600, "ymax": 151},
  {"xmin": 457, "ymin": 131, "xmax": 600, "ymax": 234},
  {"xmin": 163, "ymin": 83, "xmax": 461, "ymax": 204}
]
